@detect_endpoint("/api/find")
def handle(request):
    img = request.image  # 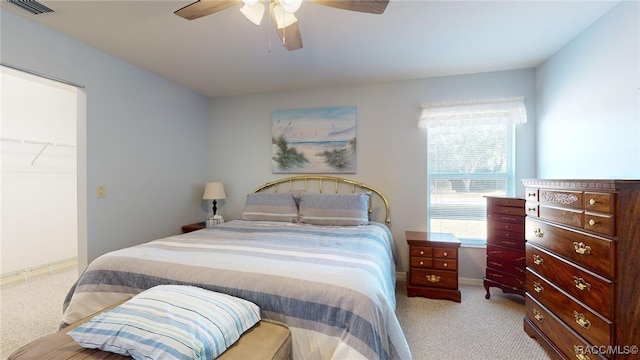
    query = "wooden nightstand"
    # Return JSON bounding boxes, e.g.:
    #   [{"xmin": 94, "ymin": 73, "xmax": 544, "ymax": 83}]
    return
[
  {"xmin": 181, "ymin": 221, "xmax": 205, "ymax": 233},
  {"xmin": 406, "ymin": 231, "xmax": 461, "ymax": 302}
]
